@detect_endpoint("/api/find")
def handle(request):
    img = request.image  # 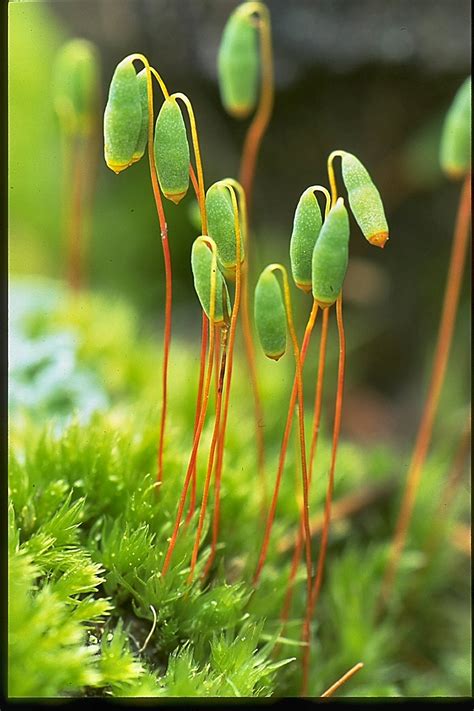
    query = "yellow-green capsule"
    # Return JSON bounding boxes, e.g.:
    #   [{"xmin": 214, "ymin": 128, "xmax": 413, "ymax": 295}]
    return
[
  {"xmin": 341, "ymin": 152, "xmax": 389, "ymax": 249},
  {"xmin": 254, "ymin": 269, "xmax": 286, "ymax": 361},
  {"xmin": 218, "ymin": 4, "xmax": 259, "ymax": 119},
  {"xmin": 154, "ymin": 97, "xmax": 190, "ymax": 204},
  {"xmin": 53, "ymin": 38, "xmax": 100, "ymax": 136},
  {"xmin": 104, "ymin": 57, "xmax": 142, "ymax": 174},
  {"xmin": 132, "ymin": 68, "xmax": 149, "ymax": 165},
  {"xmin": 191, "ymin": 238, "xmax": 230, "ymax": 324},
  {"xmin": 312, "ymin": 198, "xmax": 349, "ymax": 309},
  {"xmin": 440, "ymin": 76, "xmax": 471, "ymax": 179},
  {"xmin": 289, "ymin": 189, "xmax": 323, "ymax": 292},
  {"xmin": 206, "ymin": 182, "xmax": 245, "ymax": 271}
]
